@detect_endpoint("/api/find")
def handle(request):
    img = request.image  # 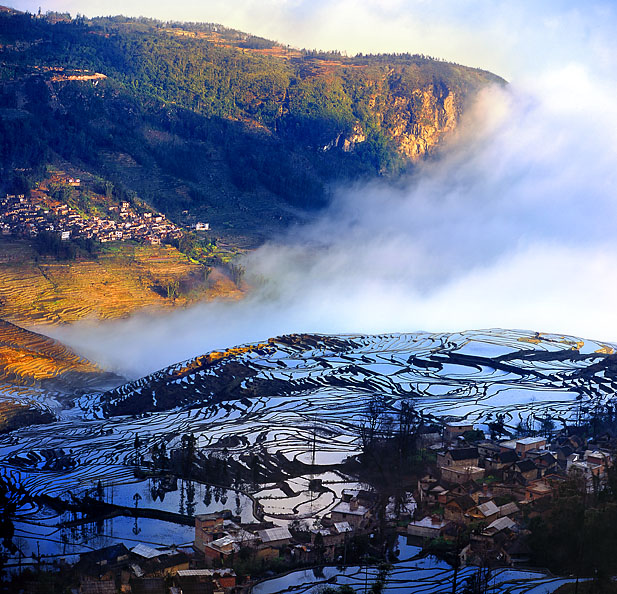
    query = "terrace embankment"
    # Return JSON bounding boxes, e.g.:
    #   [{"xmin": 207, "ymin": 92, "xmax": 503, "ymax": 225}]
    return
[
  {"xmin": 0, "ymin": 318, "xmax": 119, "ymax": 432},
  {"xmin": 0, "ymin": 238, "xmax": 243, "ymax": 325}
]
